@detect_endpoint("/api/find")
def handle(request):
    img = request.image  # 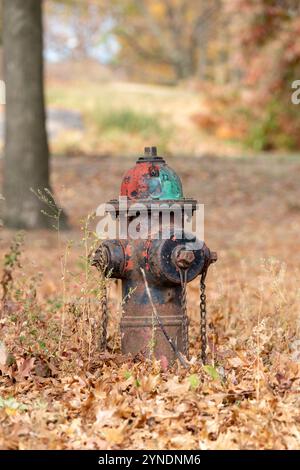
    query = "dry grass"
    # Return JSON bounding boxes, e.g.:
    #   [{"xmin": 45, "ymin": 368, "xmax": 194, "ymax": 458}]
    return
[
  {"xmin": 46, "ymin": 78, "xmax": 245, "ymax": 158},
  {"xmin": 0, "ymin": 153, "xmax": 300, "ymax": 449}
]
